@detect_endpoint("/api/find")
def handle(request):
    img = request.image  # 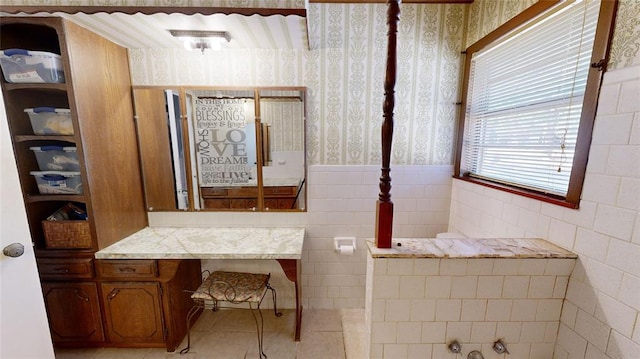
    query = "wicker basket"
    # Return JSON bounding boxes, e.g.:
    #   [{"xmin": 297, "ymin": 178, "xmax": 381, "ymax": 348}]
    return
[{"xmin": 42, "ymin": 220, "xmax": 92, "ymax": 249}]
